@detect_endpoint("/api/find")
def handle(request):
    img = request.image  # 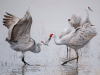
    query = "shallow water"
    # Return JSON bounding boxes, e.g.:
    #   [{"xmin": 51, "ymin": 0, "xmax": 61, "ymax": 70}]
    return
[{"xmin": 0, "ymin": 43, "xmax": 100, "ymax": 75}]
